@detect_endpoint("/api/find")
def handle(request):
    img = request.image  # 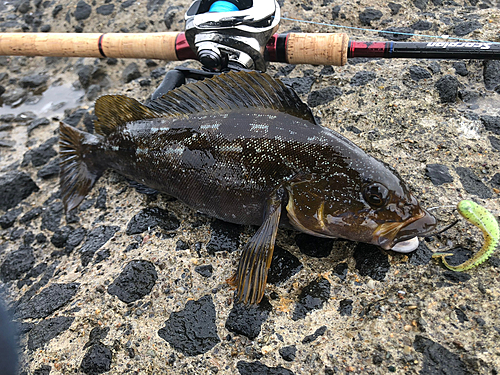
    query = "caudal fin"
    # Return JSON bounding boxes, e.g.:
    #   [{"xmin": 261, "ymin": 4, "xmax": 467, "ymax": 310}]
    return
[{"xmin": 59, "ymin": 122, "xmax": 103, "ymax": 212}]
